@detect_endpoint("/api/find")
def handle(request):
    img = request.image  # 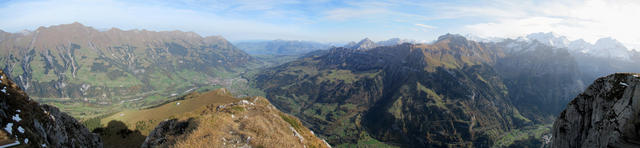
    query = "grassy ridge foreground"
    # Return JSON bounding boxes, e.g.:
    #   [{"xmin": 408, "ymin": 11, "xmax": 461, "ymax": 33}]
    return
[
  {"xmin": 87, "ymin": 88, "xmax": 330, "ymax": 148},
  {"xmin": 99, "ymin": 88, "xmax": 238, "ymax": 135}
]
